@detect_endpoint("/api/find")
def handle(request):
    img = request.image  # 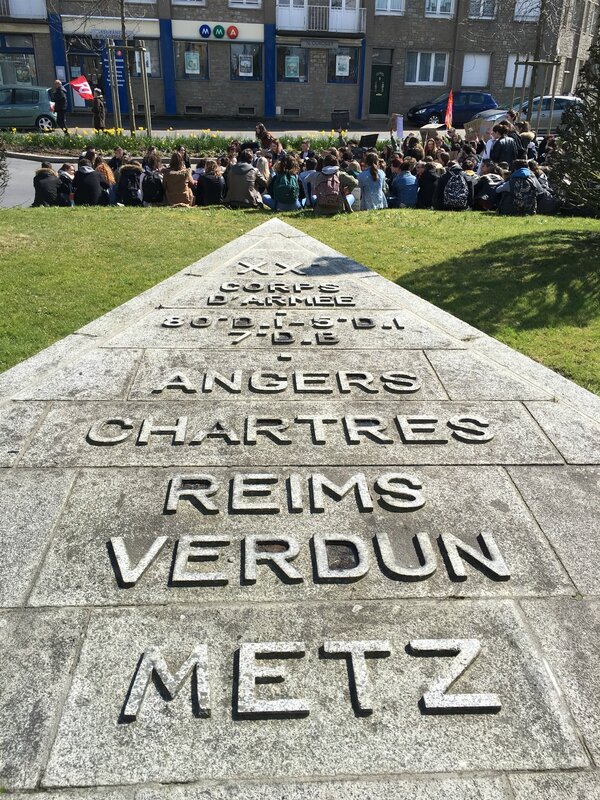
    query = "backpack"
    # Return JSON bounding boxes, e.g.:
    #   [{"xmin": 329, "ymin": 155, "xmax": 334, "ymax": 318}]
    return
[
  {"xmin": 273, "ymin": 172, "xmax": 299, "ymax": 205},
  {"xmin": 510, "ymin": 176, "xmax": 537, "ymax": 214},
  {"xmin": 142, "ymin": 171, "xmax": 164, "ymax": 204},
  {"xmin": 315, "ymin": 172, "xmax": 341, "ymax": 208},
  {"xmin": 122, "ymin": 170, "xmax": 142, "ymax": 206},
  {"xmin": 443, "ymin": 171, "xmax": 469, "ymax": 210}
]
